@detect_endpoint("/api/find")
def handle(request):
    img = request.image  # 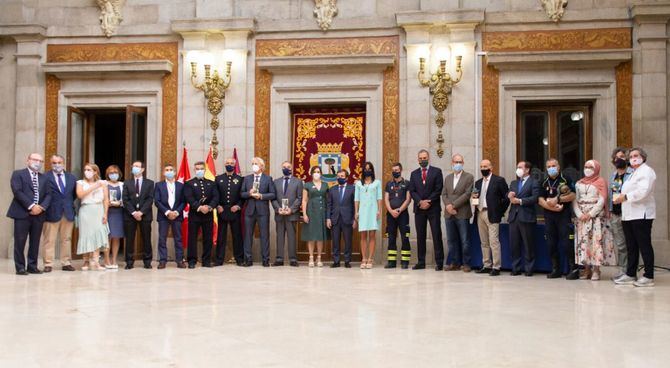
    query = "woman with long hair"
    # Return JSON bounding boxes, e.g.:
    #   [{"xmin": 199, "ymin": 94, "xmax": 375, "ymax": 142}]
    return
[
  {"xmin": 301, "ymin": 166, "xmax": 329, "ymax": 267},
  {"xmin": 76, "ymin": 163, "xmax": 110, "ymax": 271},
  {"xmin": 355, "ymin": 162, "xmax": 383, "ymax": 269}
]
